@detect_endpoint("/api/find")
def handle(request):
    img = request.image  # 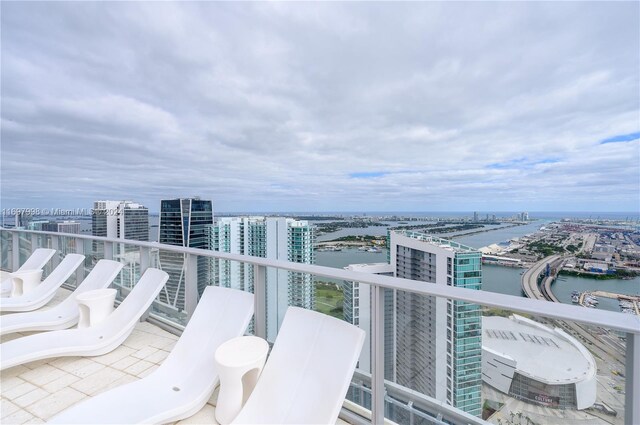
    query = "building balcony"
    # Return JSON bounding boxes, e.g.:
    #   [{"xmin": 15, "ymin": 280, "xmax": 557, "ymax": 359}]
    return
[{"xmin": 1, "ymin": 228, "xmax": 639, "ymax": 425}]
